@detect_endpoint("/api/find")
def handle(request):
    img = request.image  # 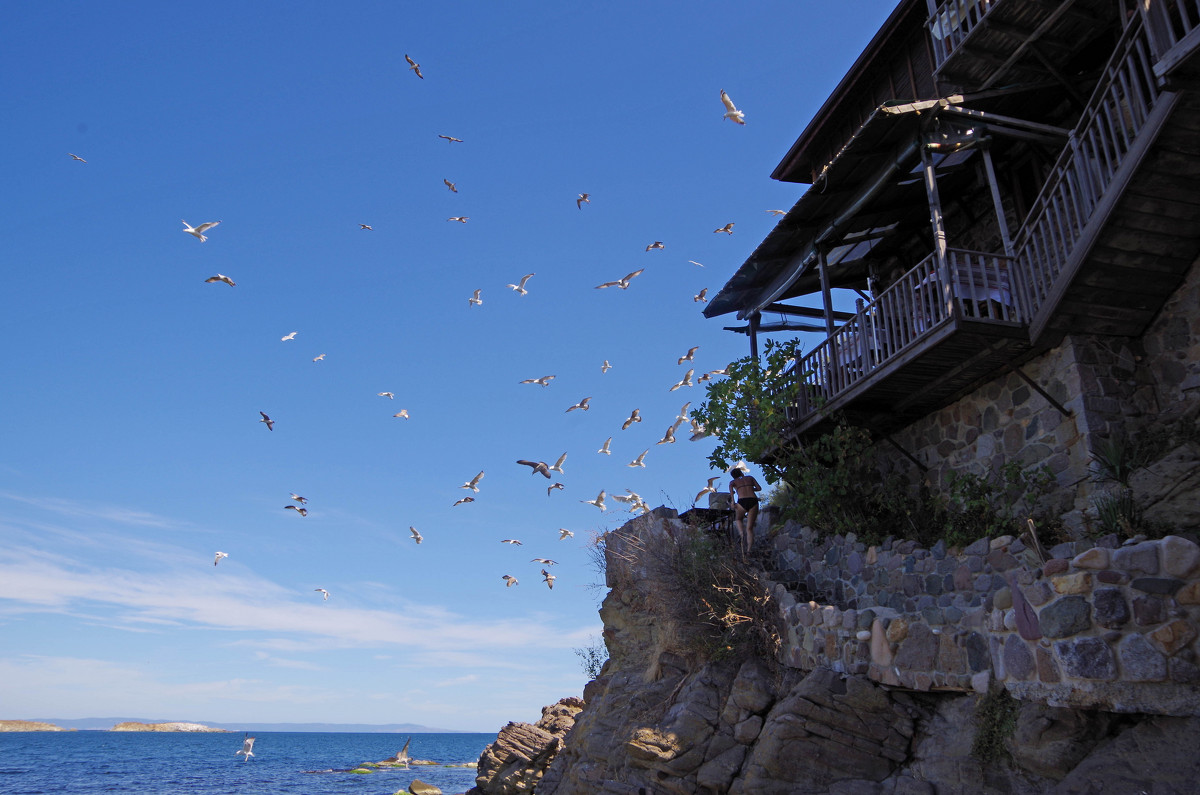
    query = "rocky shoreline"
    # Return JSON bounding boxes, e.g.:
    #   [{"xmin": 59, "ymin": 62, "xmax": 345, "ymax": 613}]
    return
[
  {"xmin": 109, "ymin": 721, "xmax": 227, "ymax": 732},
  {"xmin": 0, "ymin": 720, "xmax": 70, "ymax": 732}
]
